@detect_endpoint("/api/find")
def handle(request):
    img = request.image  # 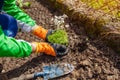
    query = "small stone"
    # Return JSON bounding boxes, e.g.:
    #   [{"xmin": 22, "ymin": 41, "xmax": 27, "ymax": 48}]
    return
[
  {"xmin": 16, "ymin": 64, "xmax": 20, "ymax": 67},
  {"xmin": 65, "ymin": 24, "xmax": 70, "ymax": 28},
  {"xmin": 80, "ymin": 59, "xmax": 91, "ymax": 67},
  {"xmin": 95, "ymin": 66, "xmax": 102, "ymax": 74},
  {"xmin": 103, "ymin": 69, "xmax": 112, "ymax": 74},
  {"xmin": 72, "ymin": 61, "xmax": 77, "ymax": 65},
  {"xmin": 2, "ymin": 70, "xmax": 5, "ymax": 73},
  {"xmin": 107, "ymin": 76, "xmax": 114, "ymax": 80},
  {"xmin": 88, "ymin": 69, "xmax": 93, "ymax": 78}
]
